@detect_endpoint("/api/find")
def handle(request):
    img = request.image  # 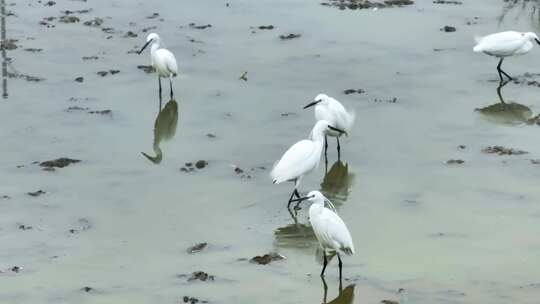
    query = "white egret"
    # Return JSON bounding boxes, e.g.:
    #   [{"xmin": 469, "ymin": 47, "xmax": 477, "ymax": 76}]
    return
[
  {"xmin": 304, "ymin": 94, "xmax": 355, "ymax": 164},
  {"xmin": 138, "ymin": 33, "xmax": 178, "ymax": 105},
  {"xmin": 271, "ymin": 120, "xmax": 345, "ymax": 211},
  {"xmin": 292, "ymin": 190, "xmax": 354, "ymax": 279},
  {"xmin": 473, "ymin": 31, "xmax": 540, "ymax": 82}
]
